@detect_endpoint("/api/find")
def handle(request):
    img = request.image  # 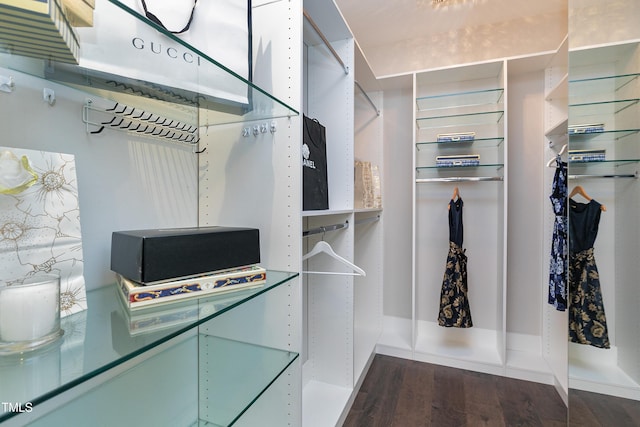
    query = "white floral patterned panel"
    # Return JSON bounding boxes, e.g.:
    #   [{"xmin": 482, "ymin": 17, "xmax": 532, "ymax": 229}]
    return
[{"xmin": 0, "ymin": 148, "xmax": 87, "ymax": 316}]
